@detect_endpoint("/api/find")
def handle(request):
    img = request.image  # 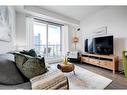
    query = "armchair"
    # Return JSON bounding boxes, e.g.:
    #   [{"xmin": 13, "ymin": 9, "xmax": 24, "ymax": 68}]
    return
[
  {"xmin": 67, "ymin": 51, "xmax": 80, "ymax": 62},
  {"xmin": 122, "ymin": 51, "xmax": 127, "ymax": 79}
]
